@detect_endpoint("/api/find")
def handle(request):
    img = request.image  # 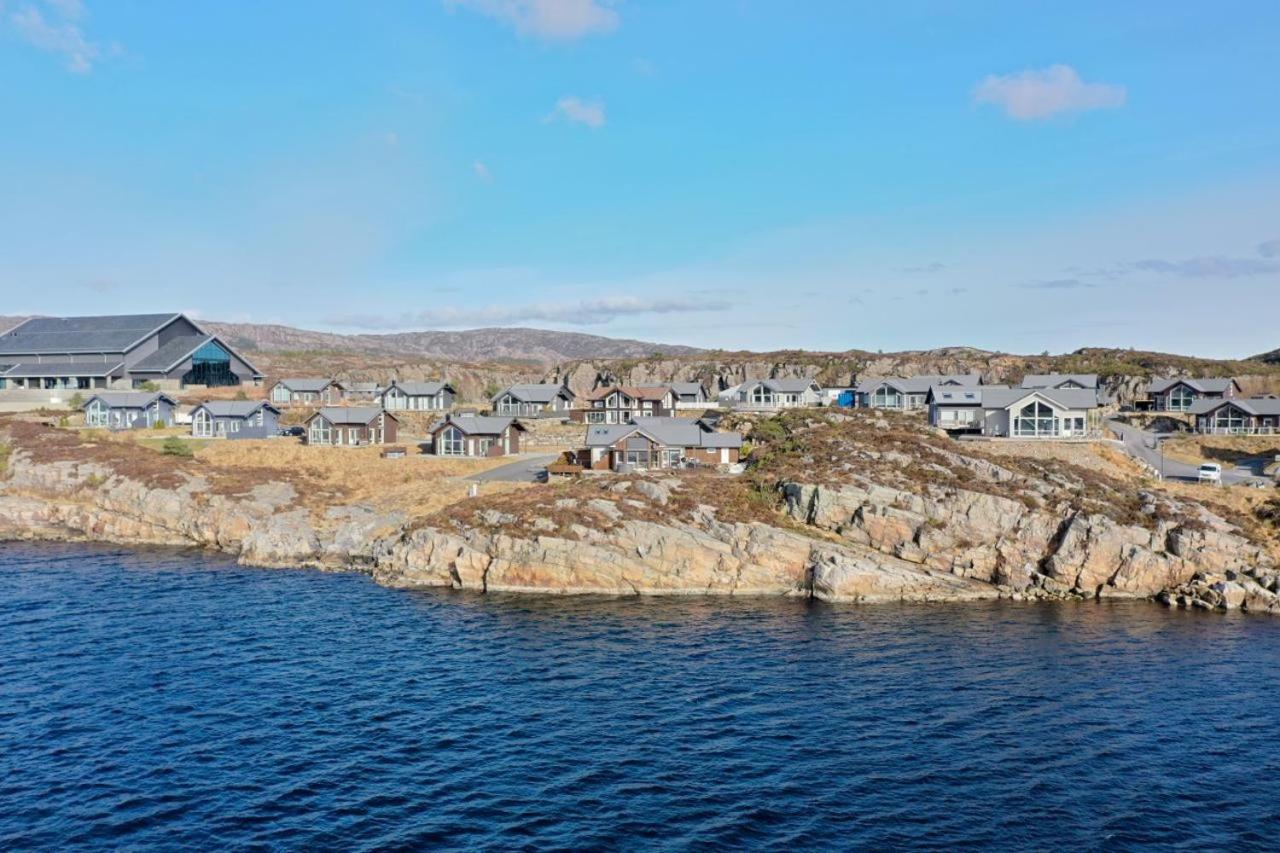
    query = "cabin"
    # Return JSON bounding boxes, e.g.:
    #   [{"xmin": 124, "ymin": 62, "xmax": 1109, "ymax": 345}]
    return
[
  {"xmin": 580, "ymin": 417, "xmax": 743, "ymax": 471},
  {"xmin": 491, "ymin": 384, "xmax": 575, "ymax": 417},
  {"xmin": 381, "ymin": 380, "xmax": 456, "ymax": 412},
  {"xmin": 729, "ymin": 378, "xmax": 822, "ymax": 411},
  {"xmin": 1147, "ymin": 377, "xmax": 1240, "ymax": 412},
  {"xmin": 0, "ymin": 313, "xmax": 262, "ymax": 392},
  {"xmin": 927, "ymin": 385, "xmax": 1100, "ymax": 438},
  {"xmin": 572, "ymin": 385, "xmax": 676, "ymax": 424},
  {"xmin": 1188, "ymin": 397, "xmax": 1280, "ymax": 435},
  {"xmin": 857, "ymin": 374, "xmax": 981, "ymax": 411},
  {"xmin": 1019, "ymin": 374, "xmax": 1100, "ymax": 391},
  {"xmin": 190, "ymin": 400, "xmax": 281, "ymax": 440},
  {"xmin": 343, "ymin": 382, "xmax": 382, "ymax": 402},
  {"xmin": 305, "ymin": 407, "xmax": 399, "ymax": 446},
  {"xmin": 81, "ymin": 391, "xmax": 179, "ymax": 431},
  {"xmin": 671, "ymin": 382, "xmax": 711, "ymax": 409},
  {"xmin": 427, "ymin": 413, "xmax": 526, "ymax": 457},
  {"xmin": 268, "ymin": 378, "xmax": 345, "ymax": 407}
]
